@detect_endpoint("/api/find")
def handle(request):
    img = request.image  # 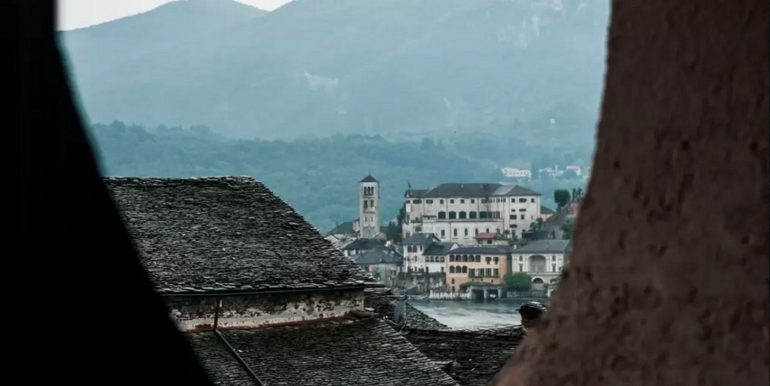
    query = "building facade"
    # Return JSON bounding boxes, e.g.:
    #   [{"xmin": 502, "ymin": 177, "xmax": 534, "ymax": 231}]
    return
[
  {"xmin": 445, "ymin": 246, "xmax": 512, "ymax": 291},
  {"xmin": 403, "ymin": 183, "xmax": 542, "ymax": 243},
  {"xmin": 509, "ymin": 239, "xmax": 571, "ymax": 290},
  {"xmin": 357, "ymin": 175, "xmax": 381, "ymax": 239}
]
